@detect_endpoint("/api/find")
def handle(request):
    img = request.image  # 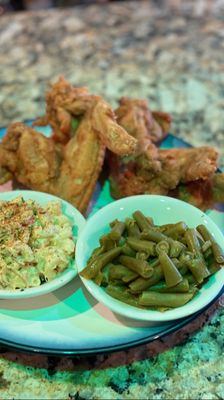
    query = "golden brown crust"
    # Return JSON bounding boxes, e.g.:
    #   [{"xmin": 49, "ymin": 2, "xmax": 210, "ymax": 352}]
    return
[{"xmin": 92, "ymin": 99, "xmax": 137, "ymax": 156}]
